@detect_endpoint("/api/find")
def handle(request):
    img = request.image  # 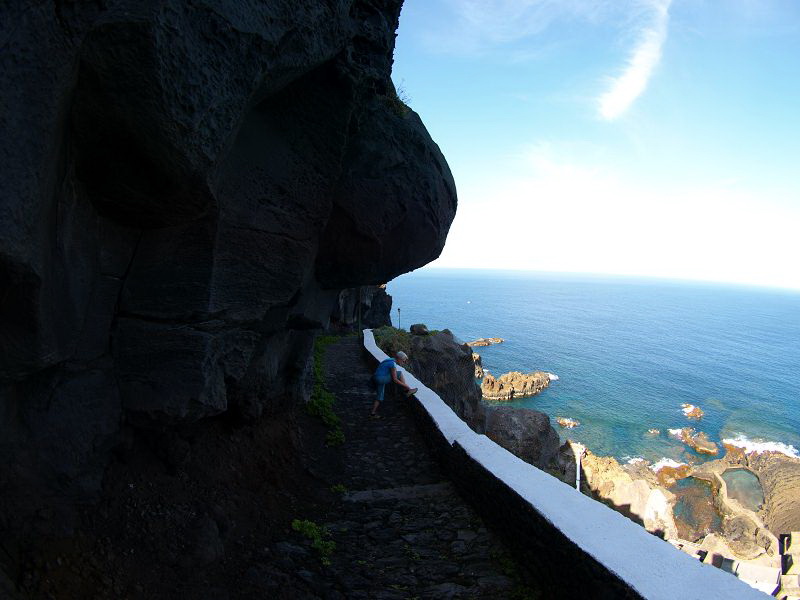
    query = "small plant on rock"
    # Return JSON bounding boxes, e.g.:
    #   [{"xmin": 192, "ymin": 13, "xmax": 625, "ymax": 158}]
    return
[
  {"xmin": 306, "ymin": 335, "xmax": 345, "ymax": 446},
  {"xmin": 292, "ymin": 519, "xmax": 336, "ymax": 566}
]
